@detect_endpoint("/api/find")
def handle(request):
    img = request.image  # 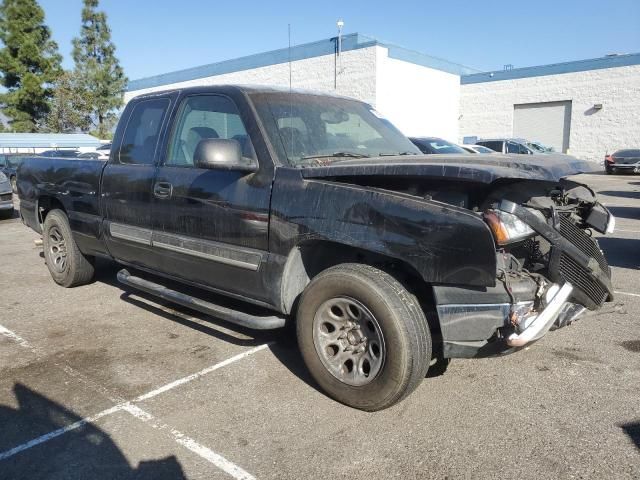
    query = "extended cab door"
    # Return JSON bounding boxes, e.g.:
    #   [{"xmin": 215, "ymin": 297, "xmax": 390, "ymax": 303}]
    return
[
  {"xmin": 101, "ymin": 94, "xmax": 175, "ymax": 268},
  {"xmin": 150, "ymin": 93, "xmax": 273, "ymax": 303}
]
